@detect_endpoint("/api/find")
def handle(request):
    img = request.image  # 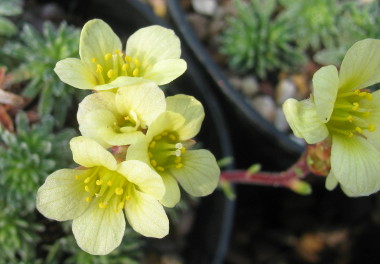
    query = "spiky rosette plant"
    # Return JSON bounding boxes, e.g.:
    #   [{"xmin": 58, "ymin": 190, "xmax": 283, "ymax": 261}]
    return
[
  {"xmin": 219, "ymin": 0, "xmax": 306, "ymax": 79},
  {"xmin": 3, "ymin": 21, "xmax": 88, "ymax": 127},
  {"xmin": 0, "ymin": 0, "xmax": 22, "ymax": 37},
  {"xmin": 279, "ymin": 0, "xmax": 342, "ymax": 51},
  {"xmin": 0, "ymin": 206, "xmax": 43, "ymax": 263},
  {"xmin": 0, "ymin": 112, "xmax": 76, "ymax": 212},
  {"xmin": 314, "ymin": 0, "xmax": 380, "ymax": 65}
]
